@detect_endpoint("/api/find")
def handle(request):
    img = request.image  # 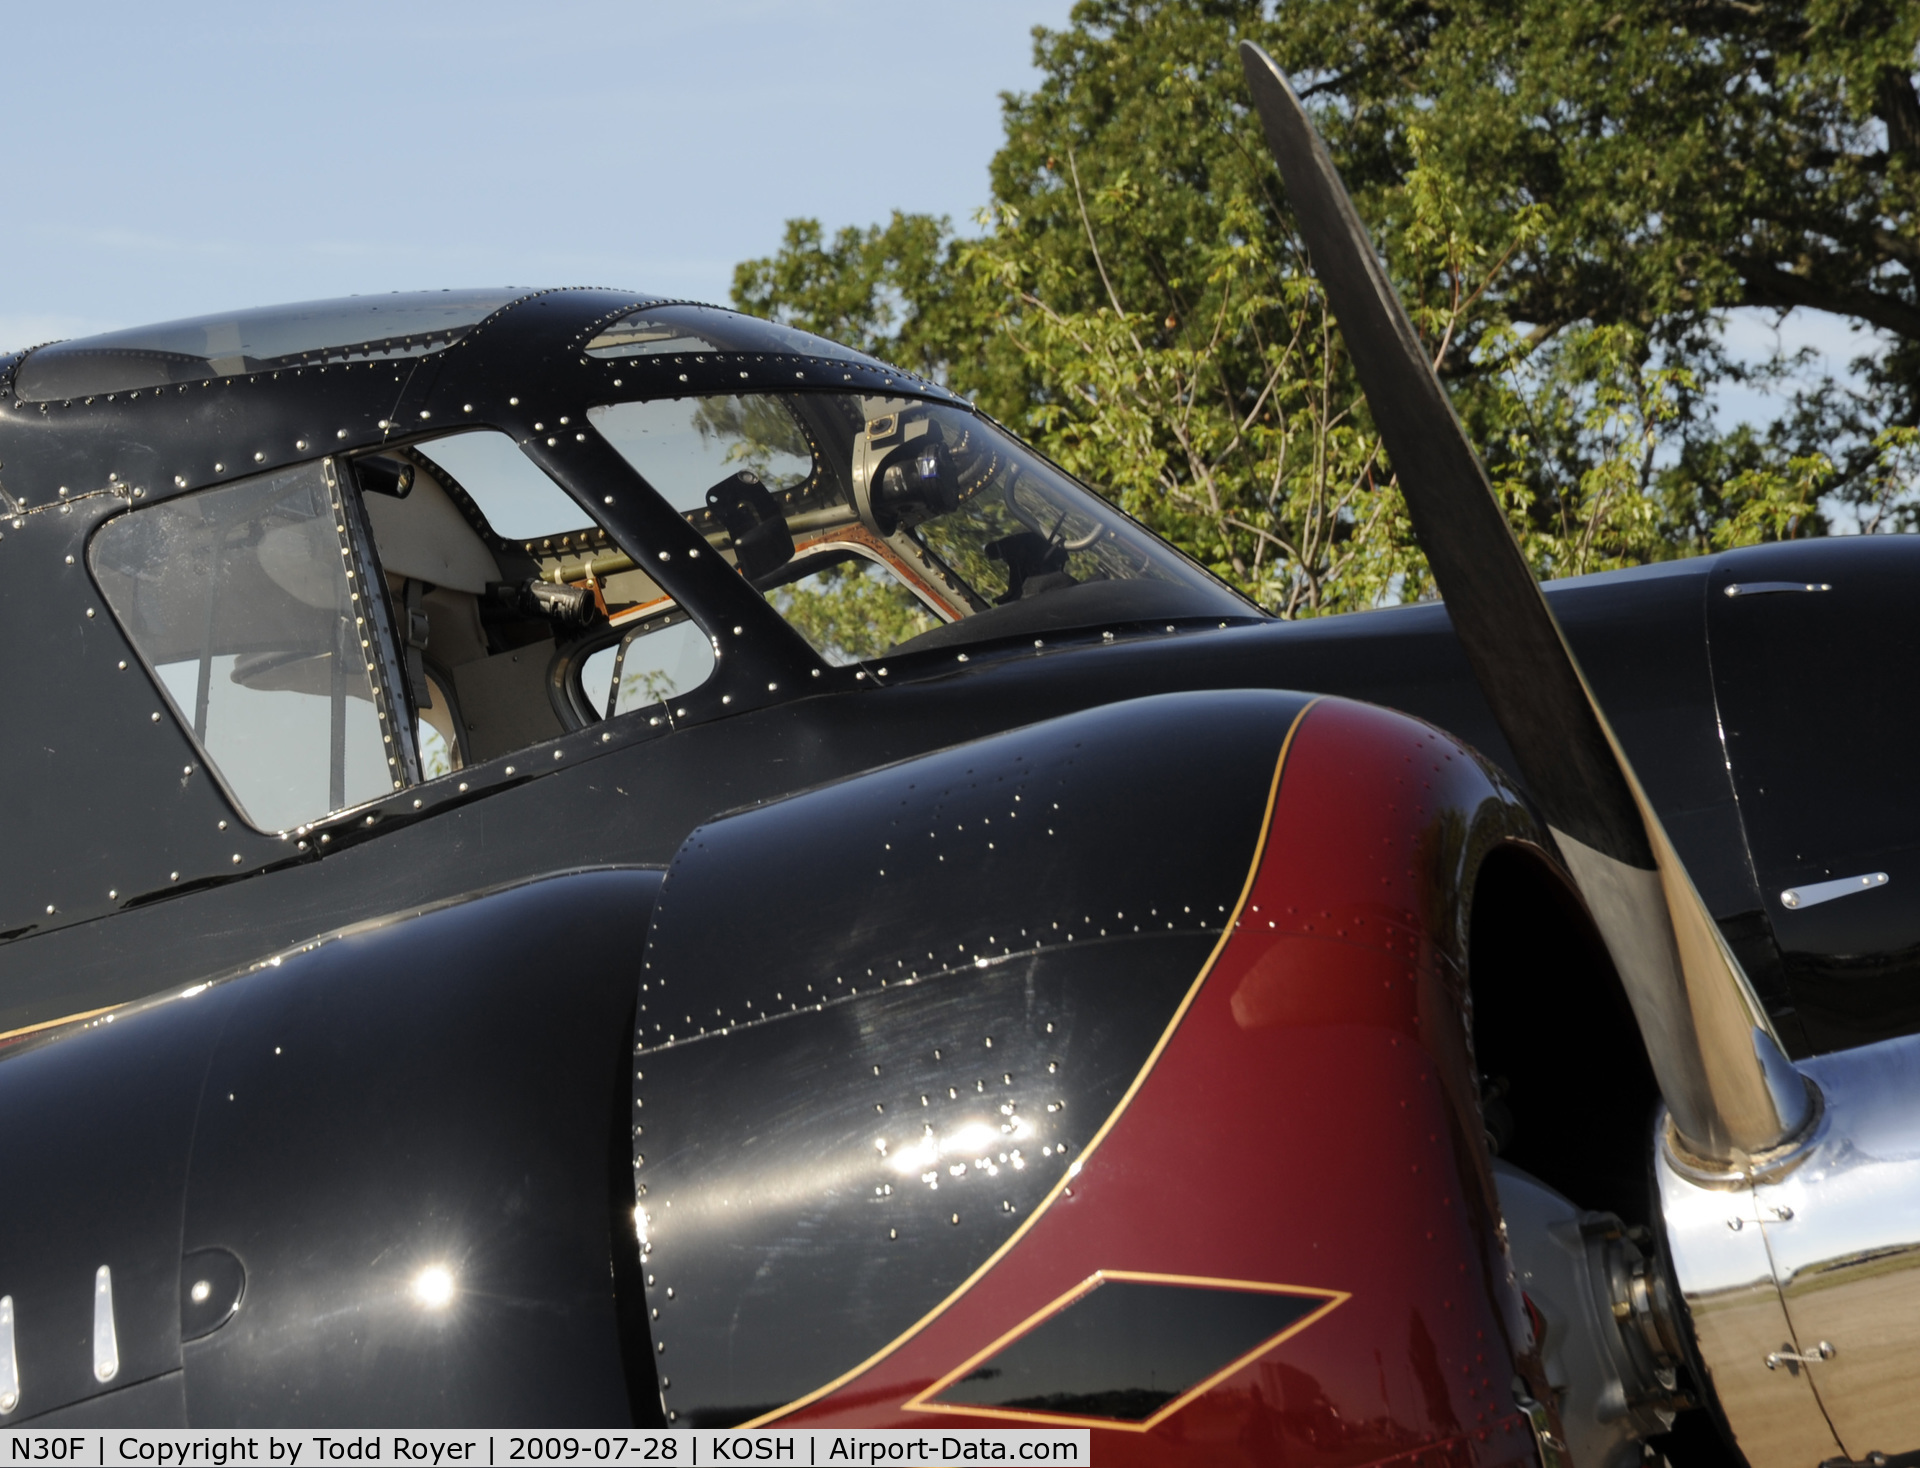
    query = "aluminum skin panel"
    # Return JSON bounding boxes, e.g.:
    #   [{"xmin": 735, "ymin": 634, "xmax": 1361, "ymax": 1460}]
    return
[
  {"xmin": 0, "ymin": 988, "xmax": 231, "ymax": 1422},
  {"xmin": 0, "ymin": 869, "xmax": 662, "ymax": 1426},
  {"xmin": 1707, "ymin": 537, "xmax": 1920, "ymax": 1054},
  {"xmin": 179, "ymin": 869, "xmax": 657, "ymax": 1425}
]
